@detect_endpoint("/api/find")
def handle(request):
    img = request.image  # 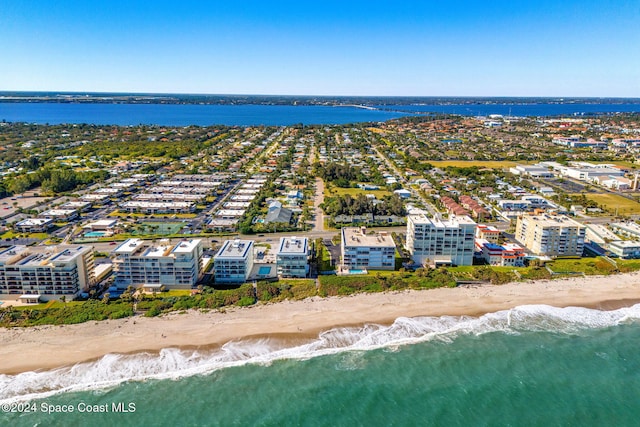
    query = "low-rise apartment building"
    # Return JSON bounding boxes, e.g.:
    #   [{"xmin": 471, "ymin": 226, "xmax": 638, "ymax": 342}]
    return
[
  {"xmin": 119, "ymin": 201, "xmax": 196, "ymax": 214},
  {"xmin": 476, "ymin": 224, "xmax": 501, "ymax": 243},
  {"xmin": 39, "ymin": 209, "xmax": 79, "ymax": 221},
  {"xmin": 611, "ymin": 222, "xmax": 640, "ymax": 240},
  {"xmin": 275, "ymin": 236, "xmax": 309, "ymax": 278},
  {"xmin": 112, "ymin": 239, "xmax": 203, "ymax": 289},
  {"xmin": 476, "ymin": 239, "xmax": 525, "ymax": 267},
  {"xmin": 341, "ymin": 227, "xmax": 396, "ymax": 270},
  {"xmin": 213, "ymin": 239, "xmax": 255, "ymax": 284},
  {"xmin": 608, "ymin": 240, "xmax": 640, "ymax": 259},
  {"xmin": 14, "ymin": 218, "xmax": 54, "ymax": 233}
]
